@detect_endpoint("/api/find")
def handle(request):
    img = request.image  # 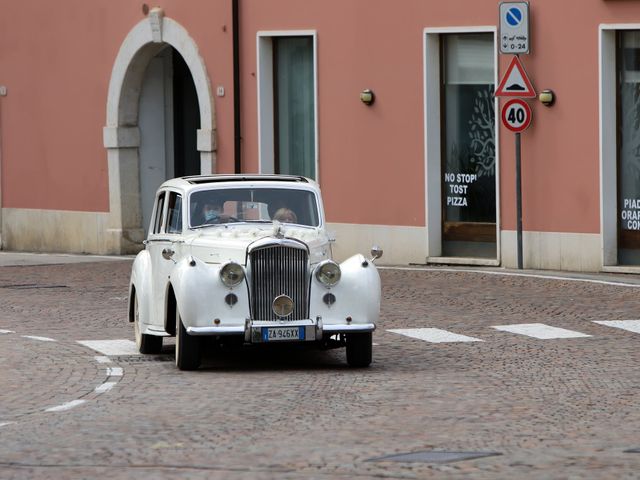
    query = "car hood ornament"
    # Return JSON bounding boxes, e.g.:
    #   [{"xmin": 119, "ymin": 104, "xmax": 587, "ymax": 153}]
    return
[{"xmin": 273, "ymin": 221, "xmax": 285, "ymax": 239}]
